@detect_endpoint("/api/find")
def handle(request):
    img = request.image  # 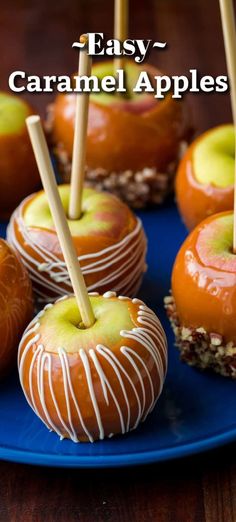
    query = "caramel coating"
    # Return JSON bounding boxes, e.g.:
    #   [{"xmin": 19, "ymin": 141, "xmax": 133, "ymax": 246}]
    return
[
  {"xmin": 50, "ymin": 62, "xmax": 189, "ymax": 173},
  {"xmin": 0, "ymin": 96, "xmax": 40, "ymax": 219},
  {"xmin": 7, "ymin": 187, "xmax": 147, "ymax": 303},
  {"xmin": 18, "ymin": 294, "xmax": 167, "ymax": 442},
  {"xmin": 0, "ymin": 239, "xmax": 33, "ymax": 376}
]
